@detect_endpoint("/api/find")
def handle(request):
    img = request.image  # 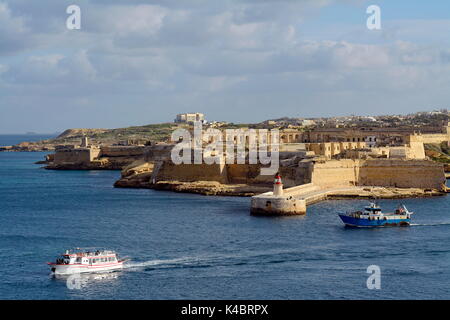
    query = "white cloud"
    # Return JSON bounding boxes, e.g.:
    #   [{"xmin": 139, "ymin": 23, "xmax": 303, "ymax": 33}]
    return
[
  {"xmin": 0, "ymin": 2, "xmax": 32, "ymax": 55},
  {"xmin": 88, "ymin": 4, "xmax": 168, "ymax": 35},
  {"xmin": 0, "ymin": 0, "xmax": 450, "ymax": 133}
]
